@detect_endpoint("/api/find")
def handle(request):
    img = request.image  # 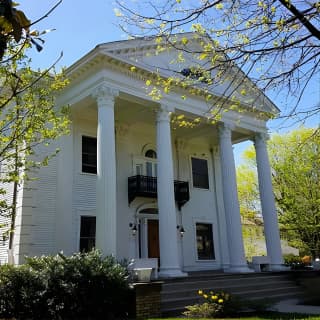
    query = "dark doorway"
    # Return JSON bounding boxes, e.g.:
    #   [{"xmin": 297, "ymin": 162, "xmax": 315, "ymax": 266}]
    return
[{"xmin": 147, "ymin": 219, "xmax": 160, "ymax": 259}]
